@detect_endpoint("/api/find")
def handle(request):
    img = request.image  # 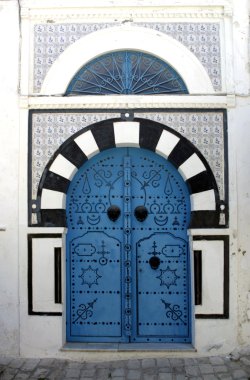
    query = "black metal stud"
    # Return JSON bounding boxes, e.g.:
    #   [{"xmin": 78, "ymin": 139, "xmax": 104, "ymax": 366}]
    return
[
  {"xmin": 107, "ymin": 205, "xmax": 121, "ymax": 222},
  {"xmin": 134, "ymin": 206, "xmax": 148, "ymax": 222}
]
